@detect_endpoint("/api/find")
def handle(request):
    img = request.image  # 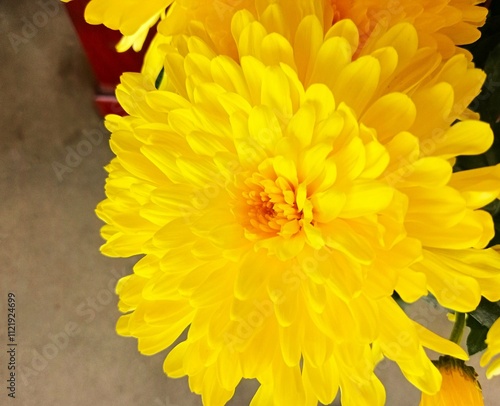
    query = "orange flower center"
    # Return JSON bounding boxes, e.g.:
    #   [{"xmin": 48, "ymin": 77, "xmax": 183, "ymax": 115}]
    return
[{"xmin": 237, "ymin": 173, "xmax": 304, "ymax": 240}]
